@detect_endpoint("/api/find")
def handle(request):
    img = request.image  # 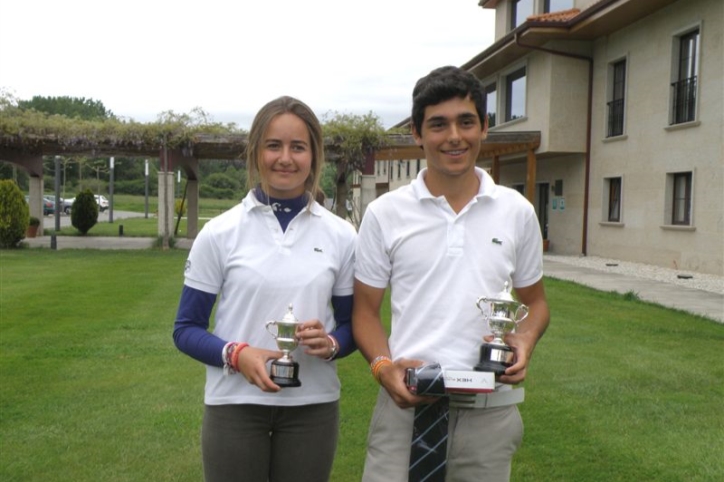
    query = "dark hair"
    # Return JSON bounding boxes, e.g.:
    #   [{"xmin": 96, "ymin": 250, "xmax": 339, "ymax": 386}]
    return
[
  {"xmin": 411, "ymin": 66, "xmax": 486, "ymax": 134},
  {"xmin": 245, "ymin": 96, "xmax": 324, "ymax": 204}
]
